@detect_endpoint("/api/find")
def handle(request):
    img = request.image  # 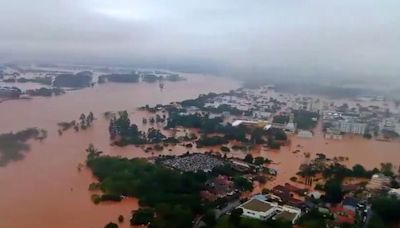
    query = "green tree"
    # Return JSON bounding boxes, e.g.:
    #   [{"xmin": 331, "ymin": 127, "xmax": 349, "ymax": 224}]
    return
[
  {"xmin": 229, "ymin": 208, "xmax": 243, "ymax": 226},
  {"xmin": 115, "ymin": 111, "xmax": 131, "ymax": 137},
  {"xmin": 371, "ymin": 196, "xmax": 400, "ymax": 225},
  {"xmin": 367, "ymin": 214, "xmax": 385, "ymax": 228},
  {"xmin": 233, "ymin": 176, "xmax": 253, "ymax": 191},
  {"xmin": 203, "ymin": 209, "xmax": 216, "ymax": 227},
  {"xmin": 324, "ymin": 179, "xmax": 343, "ymax": 204},
  {"xmin": 380, "ymin": 162, "xmax": 394, "ymax": 176},
  {"xmin": 273, "ymin": 115, "xmax": 289, "ymax": 124},
  {"xmin": 274, "ymin": 129, "xmax": 287, "ymax": 141},
  {"xmin": 130, "ymin": 208, "xmax": 155, "ymax": 225},
  {"xmin": 251, "ymin": 128, "xmax": 265, "ymax": 144},
  {"xmin": 254, "ymin": 156, "xmax": 265, "ymax": 165},
  {"xmin": 79, "ymin": 113, "xmax": 86, "ymax": 126},
  {"xmin": 352, "ymin": 164, "xmax": 368, "ymax": 177},
  {"xmin": 244, "ymin": 154, "xmax": 253, "ymax": 163}
]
